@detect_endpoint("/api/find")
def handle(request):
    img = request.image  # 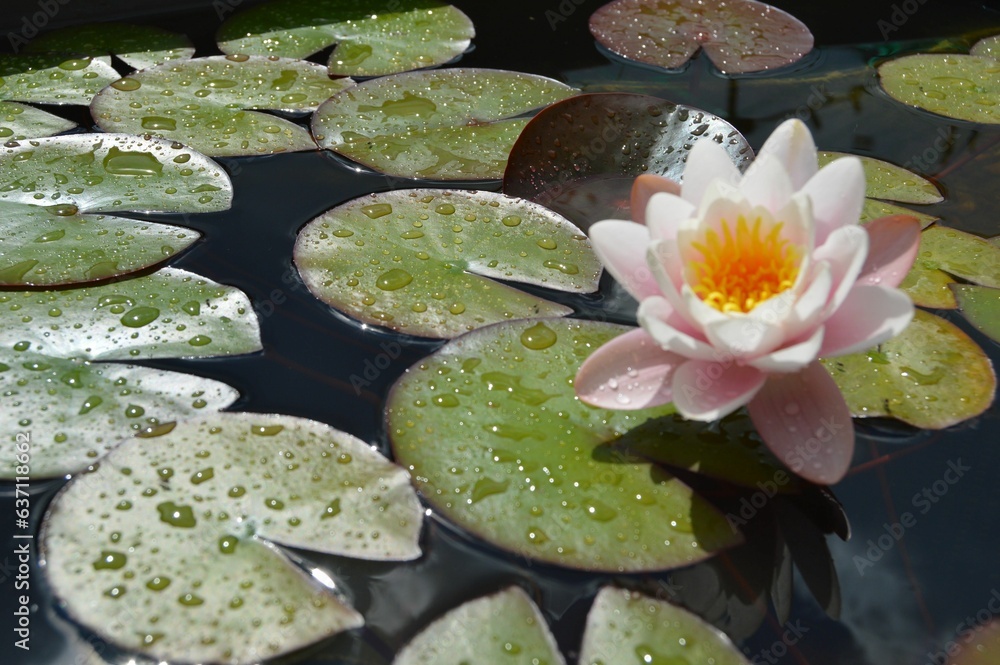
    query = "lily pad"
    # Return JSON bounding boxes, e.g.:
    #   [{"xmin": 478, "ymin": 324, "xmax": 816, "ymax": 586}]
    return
[
  {"xmin": 394, "ymin": 587, "xmax": 564, "ymax": 665},
  {"xmin": 0, "ymin": 267, "xmax": 262, "ymax": 360},
  {"xmin": 578, "ymin": 587, "xmax": 749, "ymax": 665},
  {"xmin": 387, "ymin": 318, "xmax": 741, "ymax": 572},
  {"xmin": 860, "ymin": 198, "xmax": 937, "ymax": 228},
  {"xmin": 0, "ymin": 101, "xmax": 76, "ymax": 140},
  {"xmin": 821, "ymin": 310, "xmax": 996, "ymax": 429},
  {"xmin": 878, "ymin": 53, "xmax": 1000, "ymax": 124},
  {"xmin": 24, "ymin": 22, "xmax": 195, "ymax": 70},
  {"xmin": 311, "ymin": 68, "xmax": 578, "ymax": 180},
  {"xmin": 0, "ymin": 54, "xmax": 118, "ymax": 105},
  {"xmin": 0, "ymin": 351, "xmax": 239, "ymax": 479},
  {"xmin": 217, "ymin": 0, "xmax": 475, "ymax": 78},
  {"xmin": 952, "ymin": 284, "xmax": 1000, "ymax": 344},
  {"xmin": 817, "ymin": 151, "xmax": 942, "ymax": 204},
  {"xmin": 901, "ymin": 225, "xmax": 1000, "ymax": 309},
  {"xmin": 294, "ymin": 189, "xmax": 600, "ymax": 339},
  {"xmin": 91, "ymin": 55, "xmax": 354, "ymax": 157},
  {"xmin": 970, "ymin": 35, "xmax": 1000, "ymax": 59},
  {"xmin": 503, "ymin": 93, "xmax": 752, "ymax": 229},
  {"xmin": 589, "ymin": 0, "xmax": 814, "ymax": 74},
  {"xmin": 41, "ymin": 412, "xmax": 423, "ymax": 664}
]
